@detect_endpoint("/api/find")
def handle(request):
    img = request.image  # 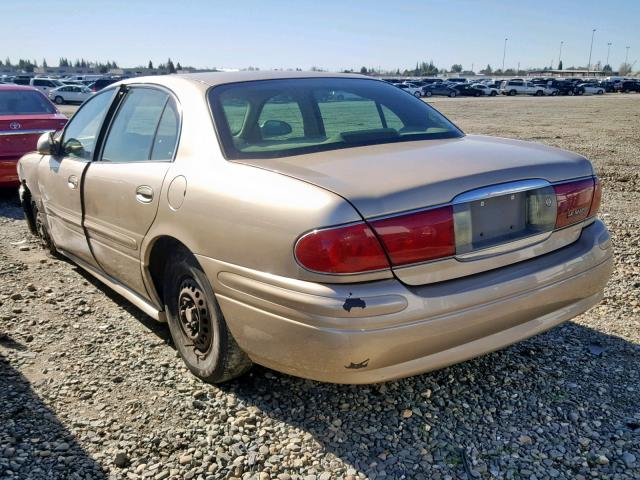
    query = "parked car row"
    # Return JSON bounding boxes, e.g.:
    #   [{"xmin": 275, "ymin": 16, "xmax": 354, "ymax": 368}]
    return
[{"xmin": 386, "ymin": 76, "xmax": 640, "ymax": 98}]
